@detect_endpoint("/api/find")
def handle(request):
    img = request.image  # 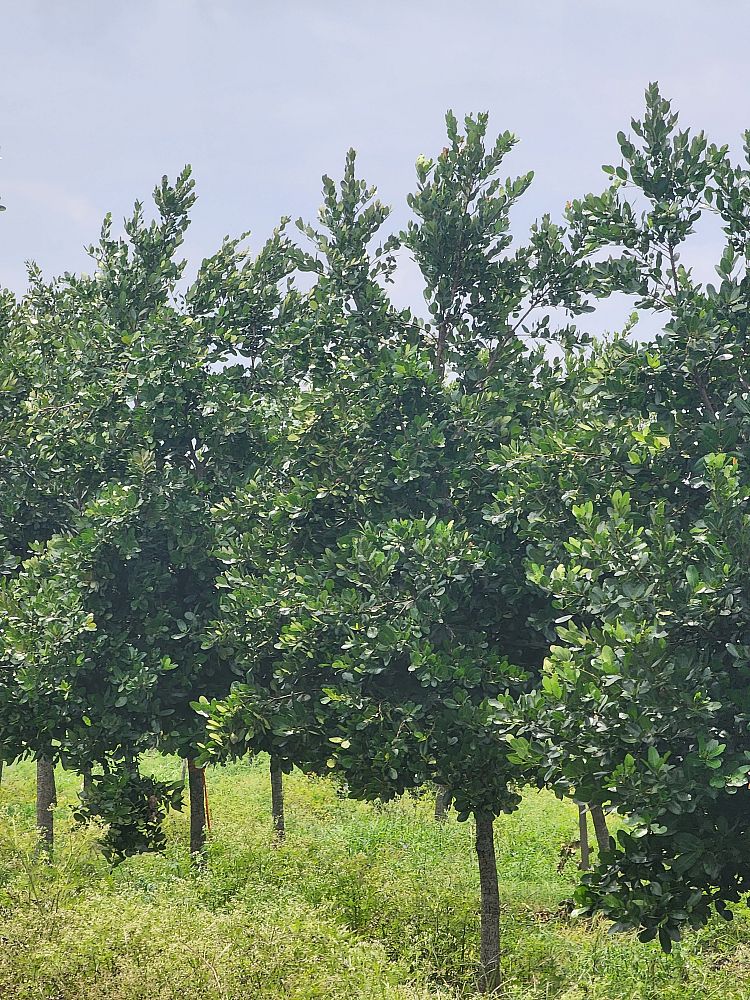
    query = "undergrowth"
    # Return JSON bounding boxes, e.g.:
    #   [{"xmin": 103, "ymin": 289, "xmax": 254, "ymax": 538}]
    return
[{"xmin": 0, "ymin": 756, "xmax": 749, "ymax": 998}]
